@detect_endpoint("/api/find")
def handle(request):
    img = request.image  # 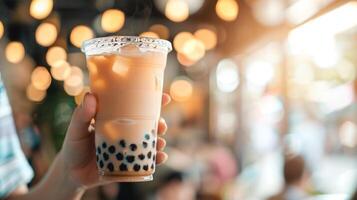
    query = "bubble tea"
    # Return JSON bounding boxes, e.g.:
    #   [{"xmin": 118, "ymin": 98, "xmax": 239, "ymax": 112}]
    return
[{"xmin": 81, "ymin": 36, "xmax": 172, "ymax": 182}]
